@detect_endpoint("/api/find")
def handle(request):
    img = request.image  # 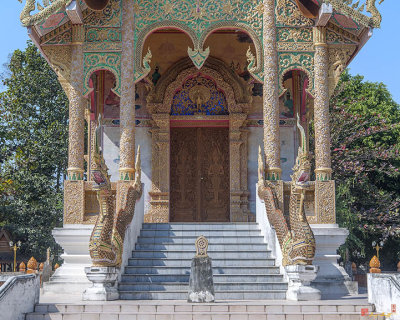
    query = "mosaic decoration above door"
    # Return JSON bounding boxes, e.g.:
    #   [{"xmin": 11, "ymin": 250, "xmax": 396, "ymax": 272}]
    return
[{"xmin": 171, "ymin": 75, "xmax": 229, "ymax": 116}]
